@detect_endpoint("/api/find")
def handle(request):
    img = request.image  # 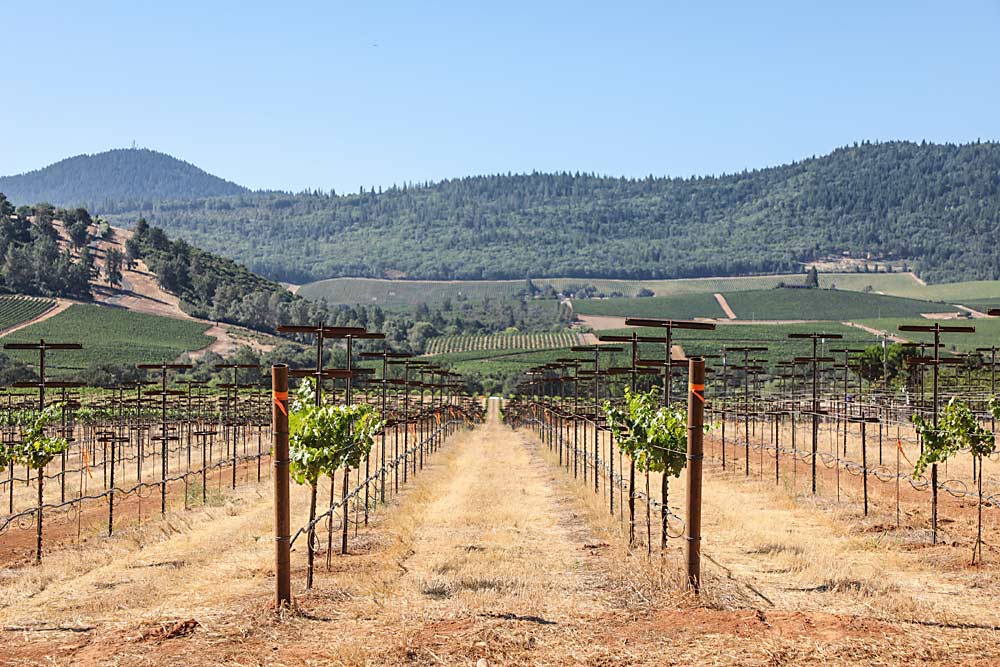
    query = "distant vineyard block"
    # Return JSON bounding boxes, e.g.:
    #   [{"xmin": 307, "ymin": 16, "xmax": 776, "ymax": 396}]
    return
[{"xmin": 425, "ymin": 331, "xmax": 588, "ymax": 355}]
